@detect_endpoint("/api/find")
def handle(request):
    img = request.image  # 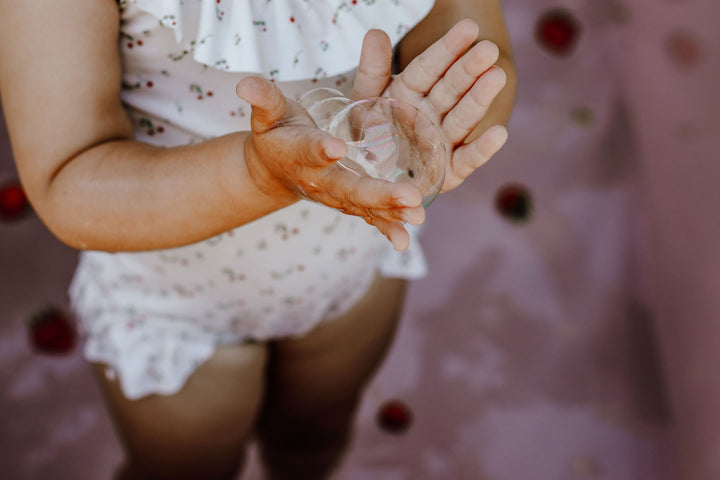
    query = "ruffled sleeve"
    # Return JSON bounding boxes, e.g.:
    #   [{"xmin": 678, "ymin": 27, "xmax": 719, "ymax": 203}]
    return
[{"xmin": 132, "ymin": 0, "xmax": 434, "ymax": 82}]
